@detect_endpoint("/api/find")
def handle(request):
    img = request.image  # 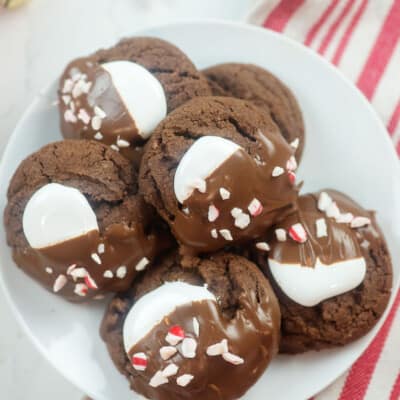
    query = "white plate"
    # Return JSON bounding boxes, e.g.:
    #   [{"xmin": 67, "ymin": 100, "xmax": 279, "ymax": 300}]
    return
[{"xmin": 1, "ymin": 20, "xmax": 400, "ymax": 400}]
